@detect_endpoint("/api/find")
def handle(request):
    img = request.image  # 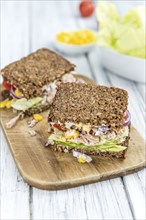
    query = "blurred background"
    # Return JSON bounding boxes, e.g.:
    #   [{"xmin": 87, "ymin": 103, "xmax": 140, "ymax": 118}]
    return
[{"xmin": 1, "ymin": 0, "xmax": 145, "ymax": 83}]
